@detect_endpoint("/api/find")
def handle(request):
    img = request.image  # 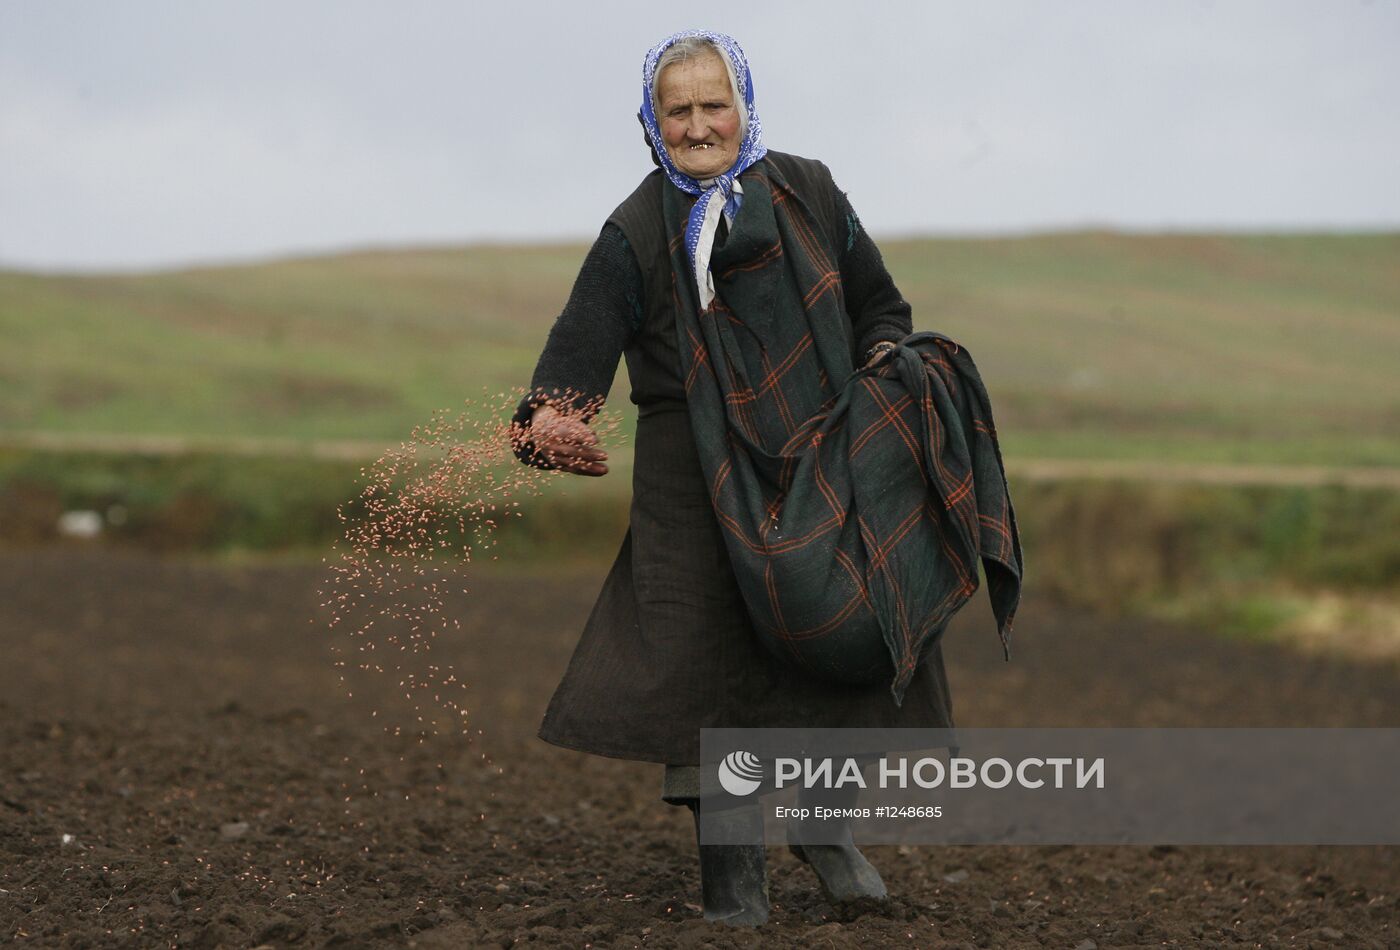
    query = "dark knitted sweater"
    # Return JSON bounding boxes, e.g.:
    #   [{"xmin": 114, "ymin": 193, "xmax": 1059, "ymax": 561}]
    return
[{"xmin": 513, "ymin": 186, "xmax": 910, "ymax": 464}]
